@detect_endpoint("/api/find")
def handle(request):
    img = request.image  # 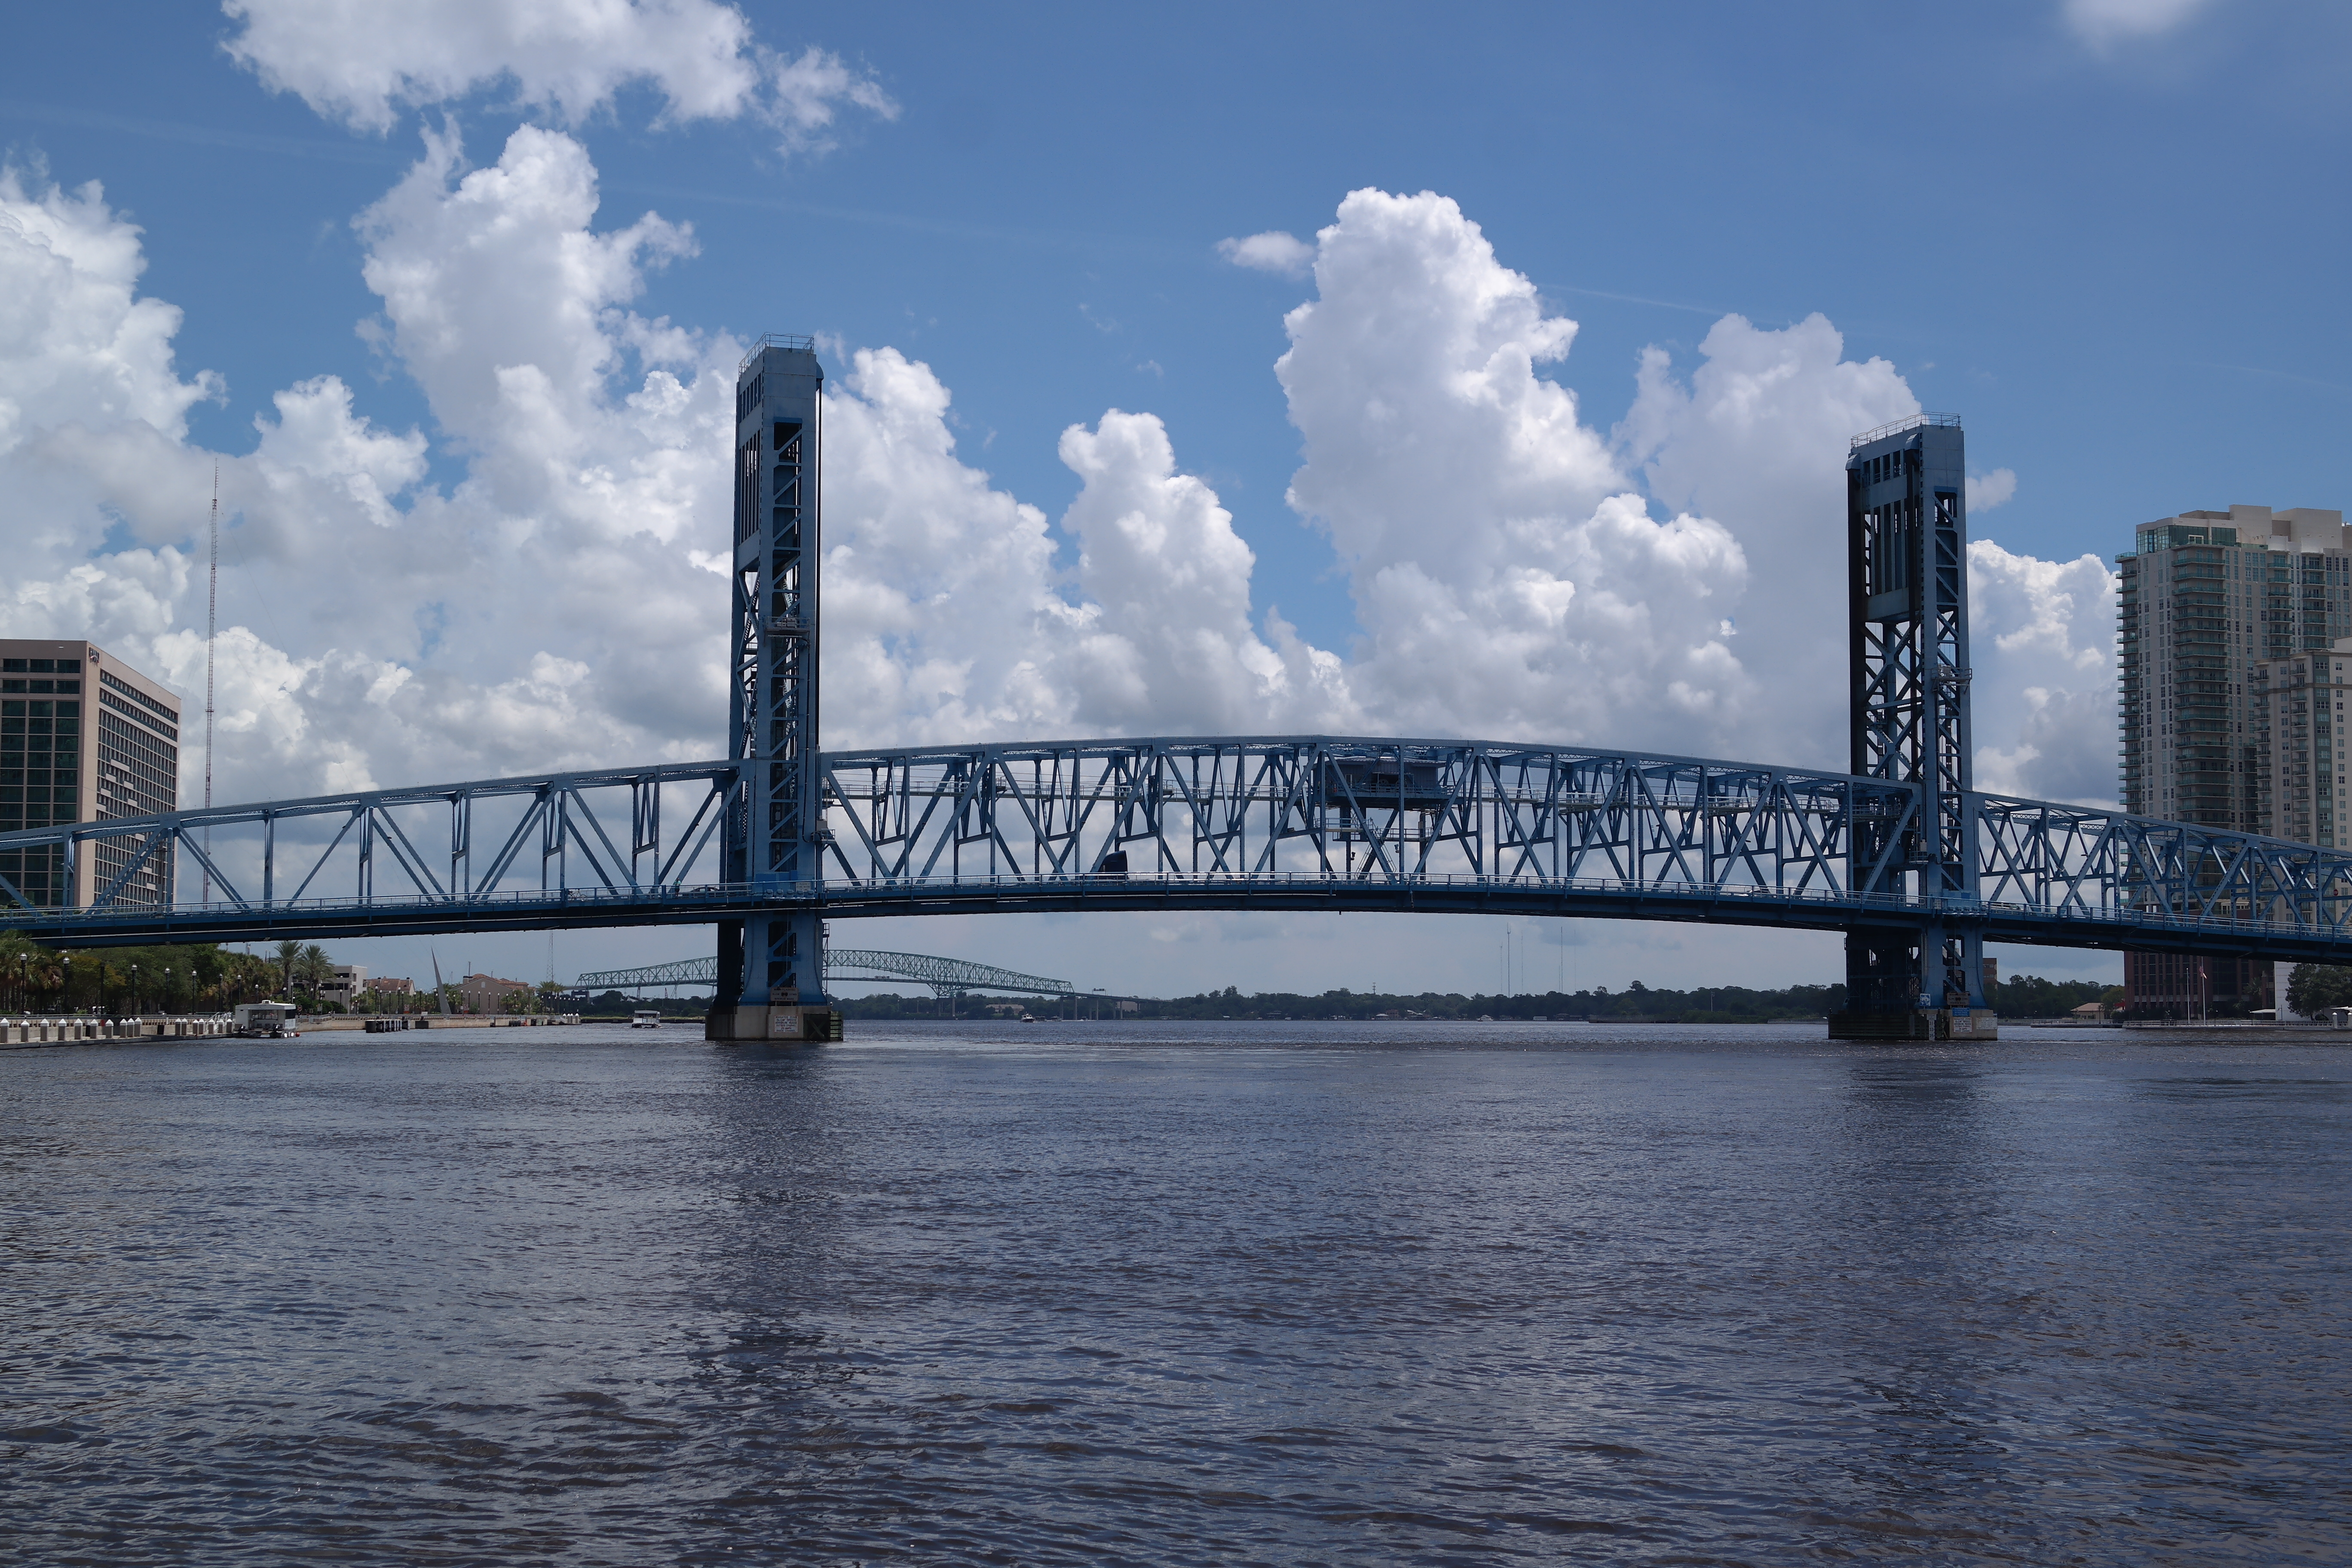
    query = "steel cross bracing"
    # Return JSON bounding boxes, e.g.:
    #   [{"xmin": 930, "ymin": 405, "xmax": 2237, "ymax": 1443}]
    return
[
  {"xmin": 0, "ymin": 760, "xmax": 744, "ymax": 943},
  {"xmin": 12, "ymin": 737, "xmax": 2352, "ymax": 965},
  {"xmin": 576, "ymin": 949, "xmax": 1076, "ymax": 998}
]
